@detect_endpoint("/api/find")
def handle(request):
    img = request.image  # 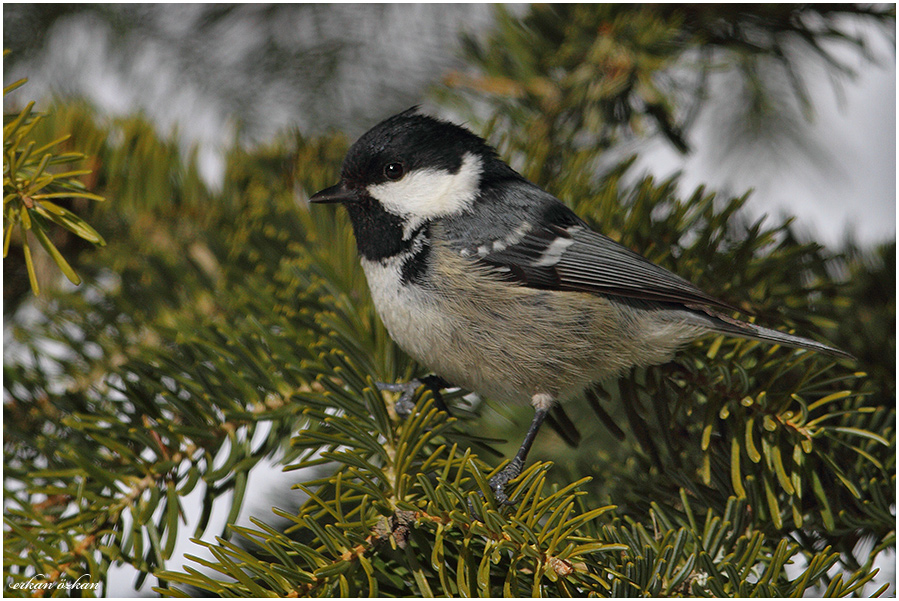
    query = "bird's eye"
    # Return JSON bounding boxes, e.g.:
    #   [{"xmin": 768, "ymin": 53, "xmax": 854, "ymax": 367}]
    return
[{"xmin": 384, "ymin": 162, "xmax": 405, "ymax": 181}]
